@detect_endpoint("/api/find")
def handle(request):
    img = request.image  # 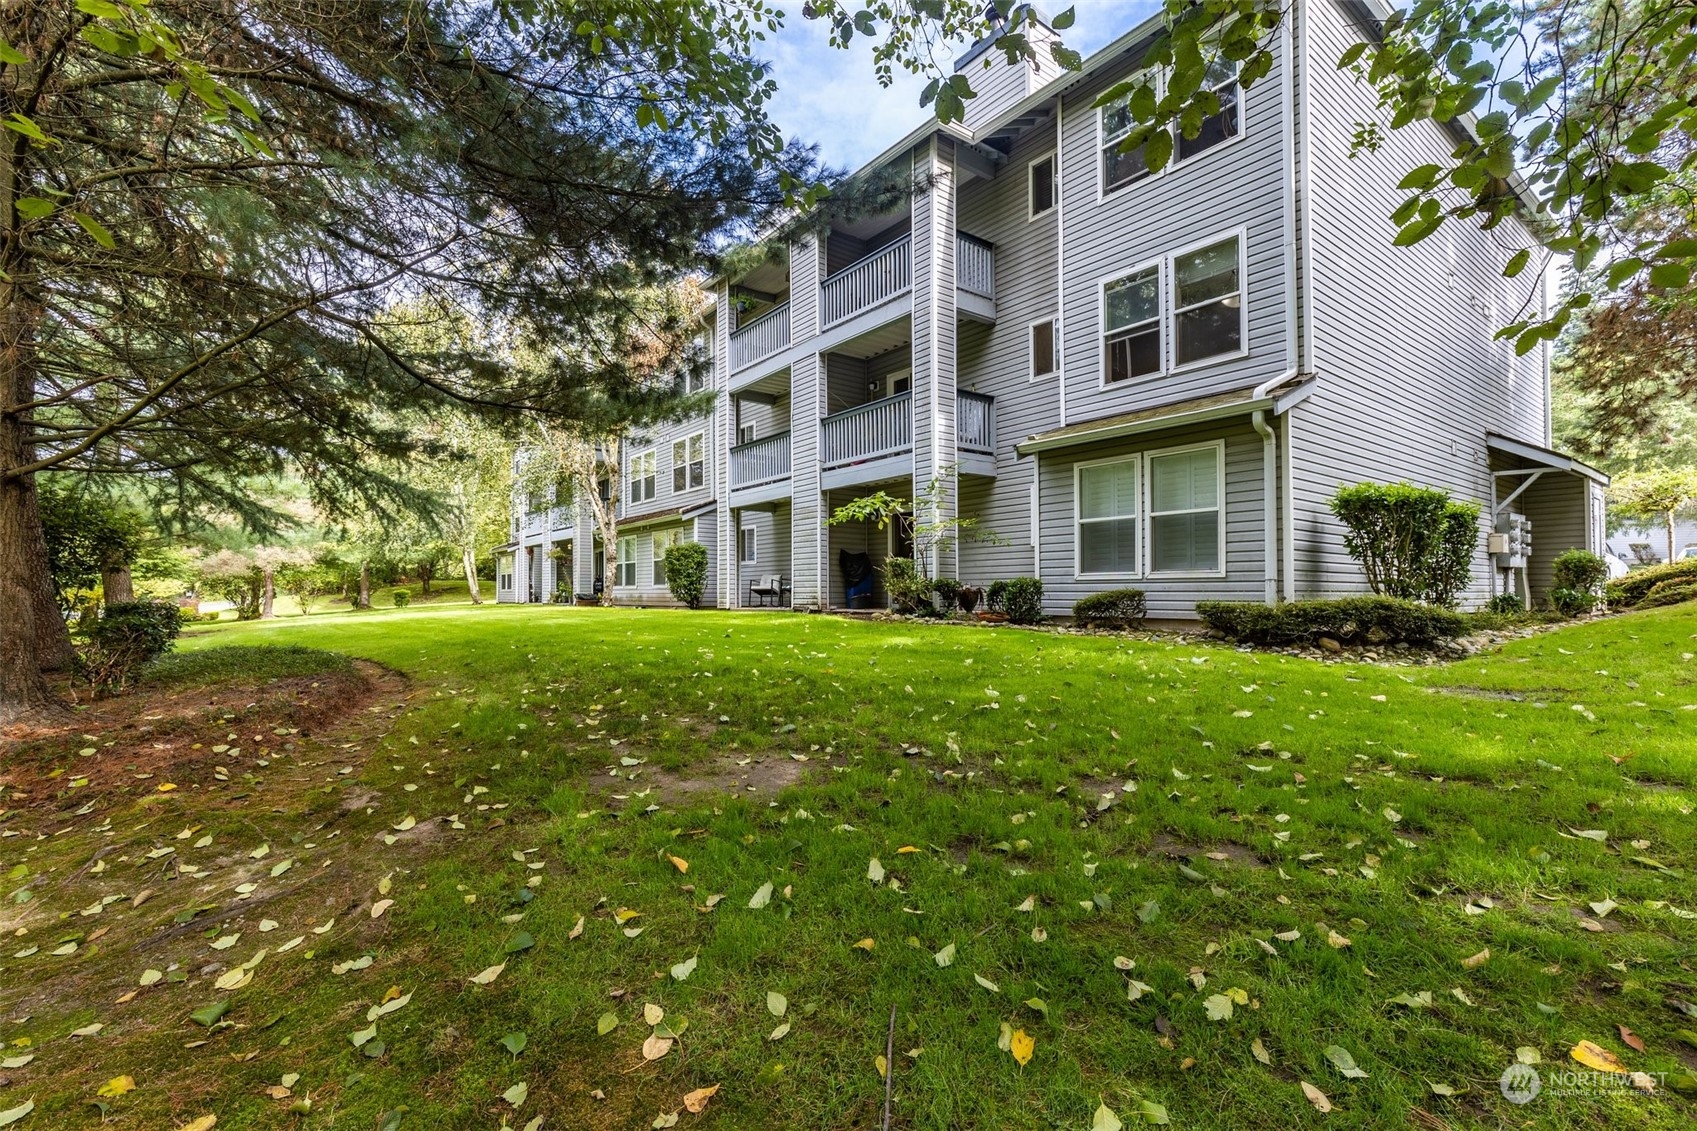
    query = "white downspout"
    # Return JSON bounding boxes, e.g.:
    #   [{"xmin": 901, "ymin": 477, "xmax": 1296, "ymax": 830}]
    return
[
  {"xmin": 1252, "ymin": 410, "xmax": 1278, "ymax": 604},
  {"xmin": 1056, "ymin": 92, "xmax": 1067, "ymax": 429}
]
